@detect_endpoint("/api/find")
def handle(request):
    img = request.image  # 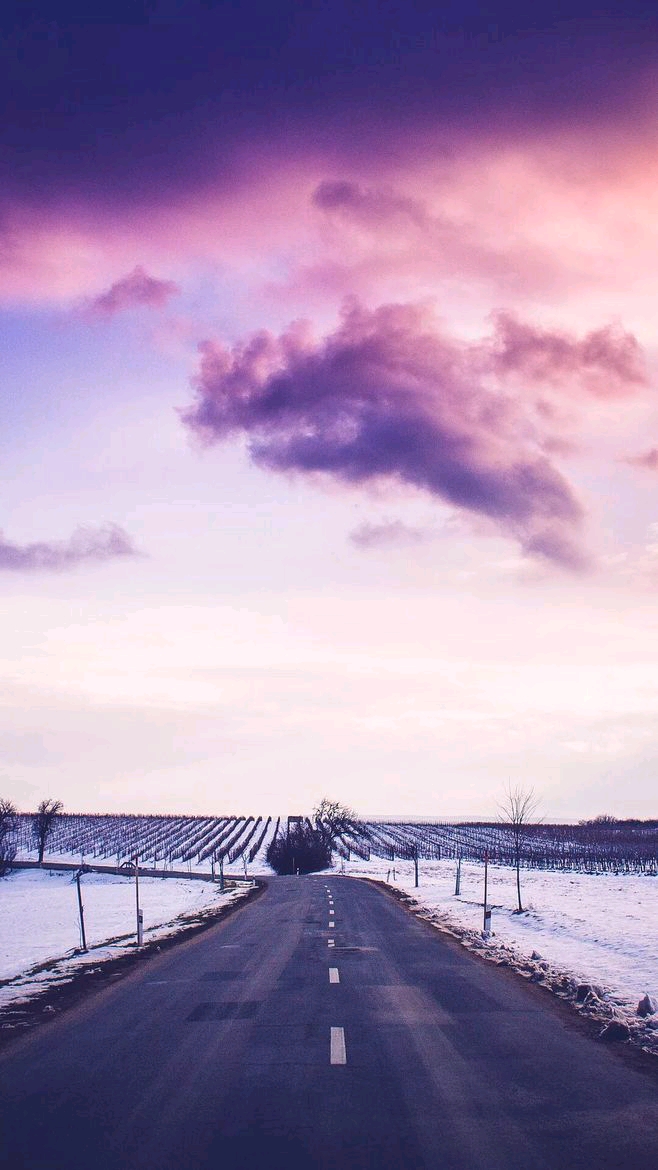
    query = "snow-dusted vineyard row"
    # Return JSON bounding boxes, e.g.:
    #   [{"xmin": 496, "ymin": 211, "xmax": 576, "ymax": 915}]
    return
[
  {"xmin": 13, "ymin": 813, "xmax": 281, "ymax": 871},
  {"xmin": 11, "ymin": 815, "xmax": 658, "ymax": 874},
  {"xmin": 335, "ymin": 820, "xmax": 658, "ymax": 874}
]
